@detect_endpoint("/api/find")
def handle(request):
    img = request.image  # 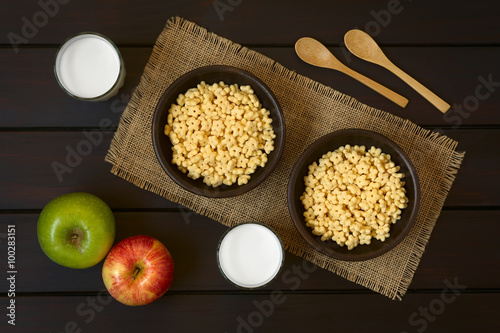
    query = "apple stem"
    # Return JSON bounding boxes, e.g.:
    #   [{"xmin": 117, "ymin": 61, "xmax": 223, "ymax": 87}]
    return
[
  {"xmin": 65, "ymin": 229, "xmax": 84, "ymax": 254},
  {"xmin": 132, "ymin": 267, "xmax": 140, "ymax": 280}
]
